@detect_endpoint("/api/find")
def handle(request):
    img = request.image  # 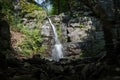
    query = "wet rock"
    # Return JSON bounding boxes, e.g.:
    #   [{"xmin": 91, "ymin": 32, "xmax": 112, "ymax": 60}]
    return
[
  {"xmin": 51, "ymin": 16, "xmax": 61, "ymax": 23},
  {"xmin": 49, "ymin": 64, "xmax": 63, "ymax": 73},
  {"xmin": 41, "ymin": 21, "xmax": 51, "ymax": 37},
  {"xmin": 70, "ymin": 23, "xmax": 80, "ymax": 27},
  {"xmin": 64, "ymin": 42, "xmax": 81, "ymax": 56},
  {"xmin": 12, "ymin": 75, "xmax": 36, "ymax": 80},
  {"xmin": 7, "ymin": 57, "xmax": 23, "ymax": 68},
  {"xmin": 67, "ymin": 27, "xmax": 74, "ymax": 33}
]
